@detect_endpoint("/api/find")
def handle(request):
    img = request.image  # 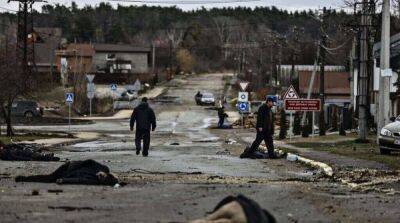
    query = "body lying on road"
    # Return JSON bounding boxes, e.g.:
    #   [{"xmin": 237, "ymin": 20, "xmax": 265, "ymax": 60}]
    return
[
  {"xmin": 190, "ymin": 195, "xmax": 276, "ymax": 223},
  {"xmin": 0, "ymin": 143, "xmax": 60, "ymax": 161},
  {"xmin": 15, "ymin": 159, "xmax": 120, "ymax": 186}
]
